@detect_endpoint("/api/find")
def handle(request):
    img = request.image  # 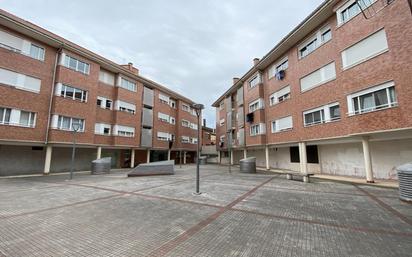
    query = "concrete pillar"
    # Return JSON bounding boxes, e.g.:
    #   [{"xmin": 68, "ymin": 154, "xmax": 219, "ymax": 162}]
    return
[
  {"xmin": 217, "ymin": 151, "xmax": 221, "ymax": 164},
  {"xmin": 243, "ymin": 149, "xmax": 247, "ymax": 159},
  {"xmin": 299, "ymin": 142, "xmax": 308, "ymax": 174},
  {"xmin": 183, "ymin": 151, "xmax": 187, "ymax": 164},
  {"xmin": 265, "ymin": 145, "xmax": 270, "ymax": 170},
  {"xmin": 146, "ymin": 149, "xmax": 151, "ymax": 163},
  {"xmin": 130, "ymin": 148, "xmax": 135, "ymax": 168},
  {"xmin": 230, "ymin": 150, "xmax": 234, "ymax": 165},
  {"xmin": 167, "ymin": 149, "xmax": 171, "ymax": 160},
  {"xmin": 97, "ymin": 146, "xmax": 102, "ymax": 159},
  {"xmin": 43, "ymin": 145, "xmax": 53, "ymax": 174},
  {"xmin": 362, "ymin": 137, "xmax": 374, "ymax": 183}
]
